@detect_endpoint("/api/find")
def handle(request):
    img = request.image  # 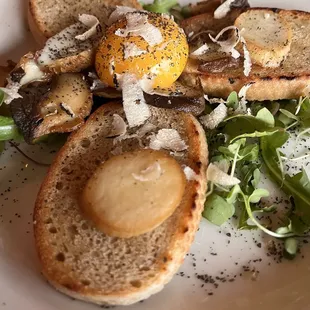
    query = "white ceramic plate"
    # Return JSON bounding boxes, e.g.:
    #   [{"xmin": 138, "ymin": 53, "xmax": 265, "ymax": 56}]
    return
[{"xmin": 1, "ymin": 1, "xmax": 310, "ymax": 309}]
